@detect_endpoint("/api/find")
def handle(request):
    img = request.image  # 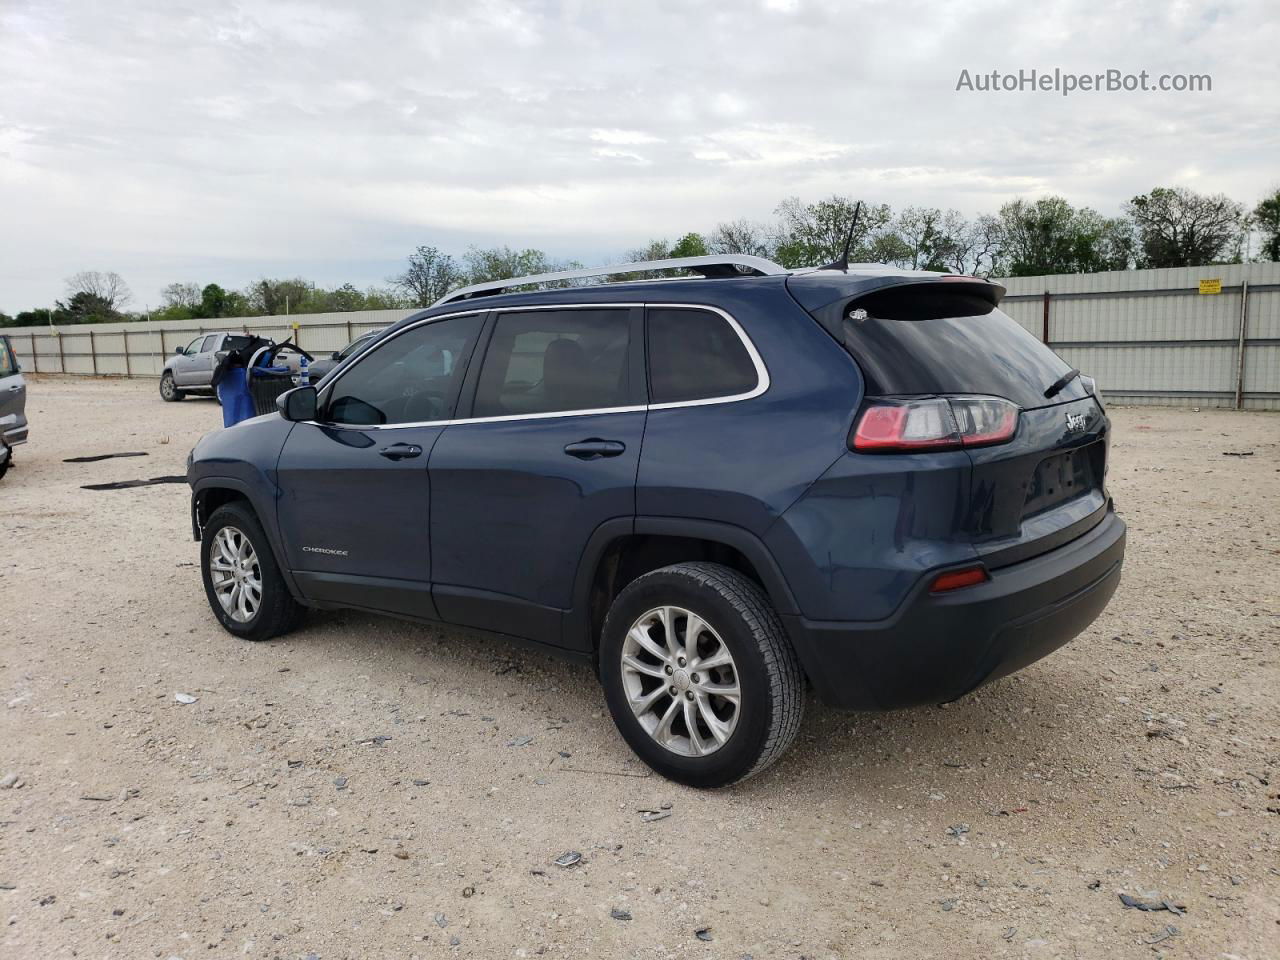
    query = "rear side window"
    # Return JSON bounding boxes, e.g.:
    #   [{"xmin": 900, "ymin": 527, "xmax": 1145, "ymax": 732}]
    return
[
  {"xmin": 472, "ymin": 309, "xmax": 632, "ymax": 417},
  {"xmin": 325, "ymin": 314, "xmax": 482, "ymax": 425},
  {"xmin": 647, "ymin": 307, "xmax": 758, "ymax": 404},
  {"xmin": 200, "ymin": 335, "xmax": 219, "ymax": 353}
]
